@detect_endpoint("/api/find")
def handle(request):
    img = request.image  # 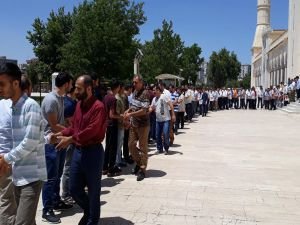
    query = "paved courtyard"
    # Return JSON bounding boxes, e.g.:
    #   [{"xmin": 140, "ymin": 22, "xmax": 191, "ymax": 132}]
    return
[{"xmin": 36, "ymin": 110, "xmax": 300, "ymax": 225}]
